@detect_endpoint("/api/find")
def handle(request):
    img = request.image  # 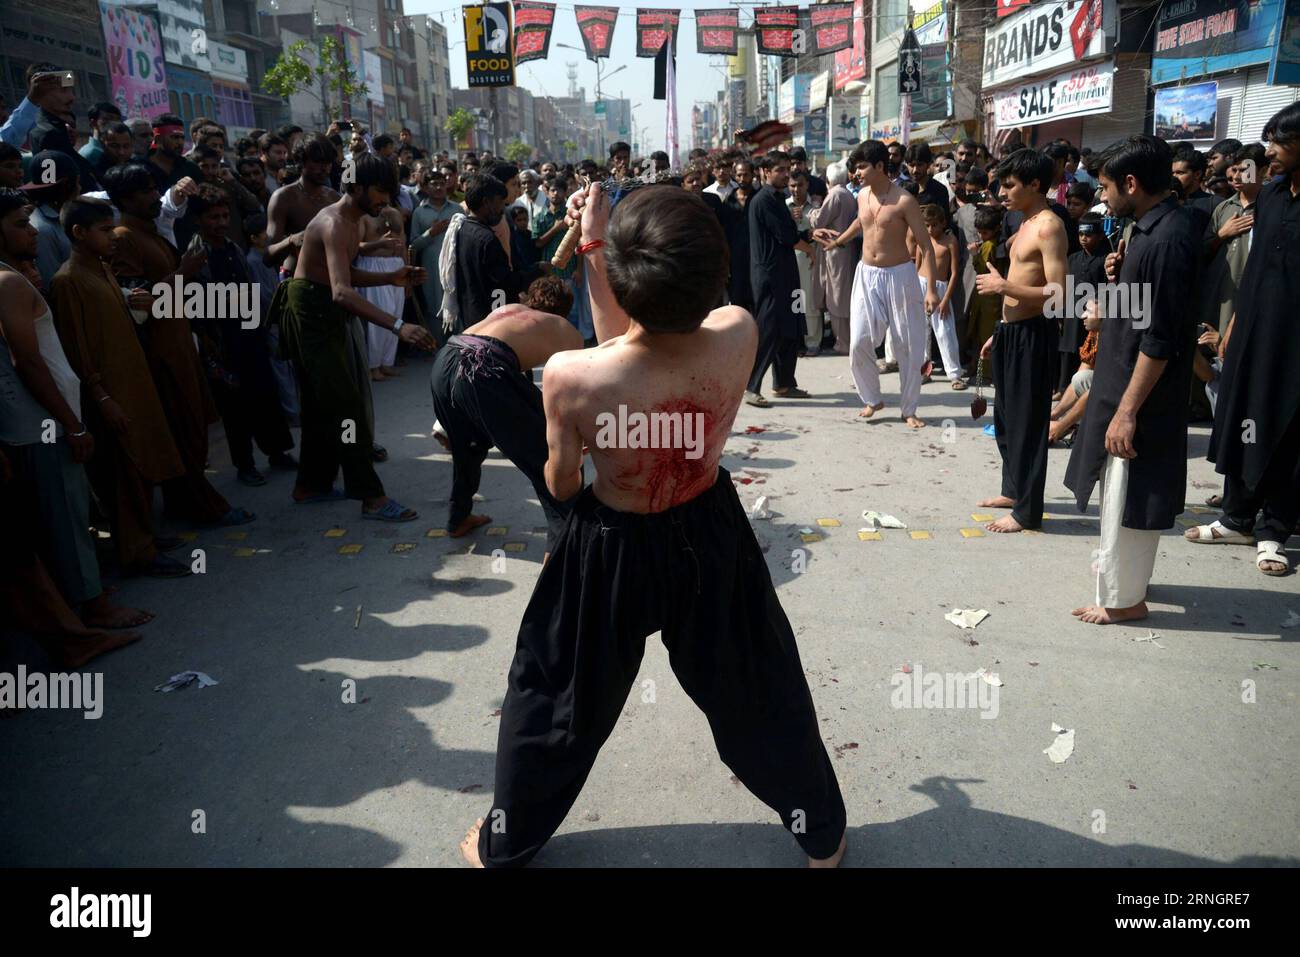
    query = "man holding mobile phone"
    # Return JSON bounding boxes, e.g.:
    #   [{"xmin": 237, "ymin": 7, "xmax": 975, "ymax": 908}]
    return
[{"xmin": 21, "ymin": 63, "xmax": 102, "ymax": 193}]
